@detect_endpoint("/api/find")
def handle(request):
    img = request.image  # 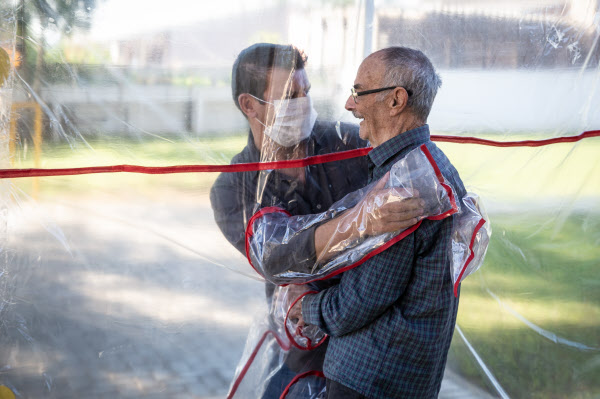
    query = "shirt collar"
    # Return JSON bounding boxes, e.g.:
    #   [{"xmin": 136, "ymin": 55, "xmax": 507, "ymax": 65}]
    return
[{"xmin": 368, "ymin": 124, "xmax": 431, "ymax": 168}]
